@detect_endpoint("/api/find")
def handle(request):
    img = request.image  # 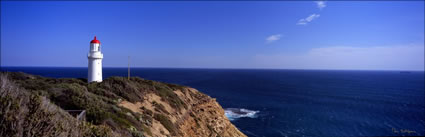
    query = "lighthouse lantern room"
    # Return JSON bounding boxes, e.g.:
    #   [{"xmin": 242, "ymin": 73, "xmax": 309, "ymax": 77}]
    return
[{"xmin": 88, "ymin": 36, "xmax": 103, "ymax": 82}]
